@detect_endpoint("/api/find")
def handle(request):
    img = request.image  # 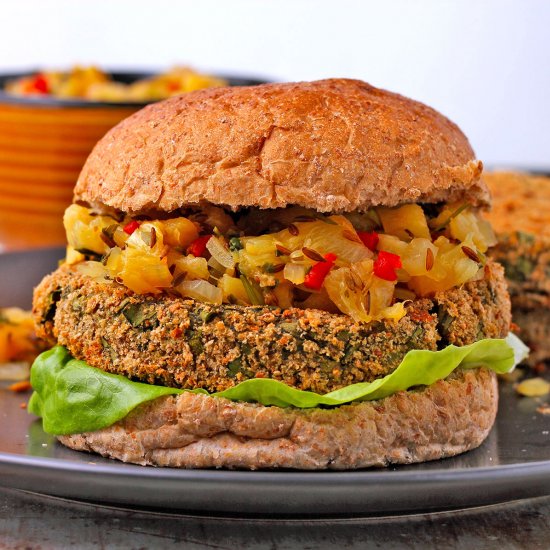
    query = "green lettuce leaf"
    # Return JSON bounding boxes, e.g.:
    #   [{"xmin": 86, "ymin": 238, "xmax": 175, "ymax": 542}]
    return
[
  {"xmin": 29, "ymin": 334, "xmax": 528, "ymax": 435},
  {"xmin": 28, "ymin": 346, "xmax": 191, "ymax": 435}
]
